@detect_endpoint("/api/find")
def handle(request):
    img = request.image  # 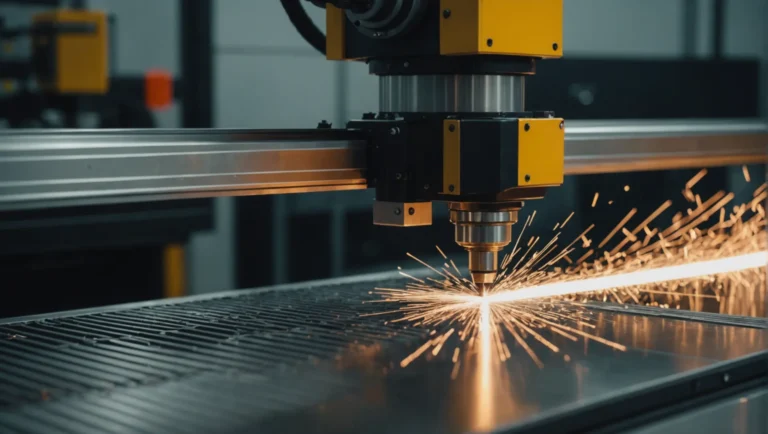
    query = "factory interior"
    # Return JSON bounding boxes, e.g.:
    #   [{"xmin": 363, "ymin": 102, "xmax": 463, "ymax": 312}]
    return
[{"xmin": 0, "ymin": 0, "xmax": 767, "ymax": 432}]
